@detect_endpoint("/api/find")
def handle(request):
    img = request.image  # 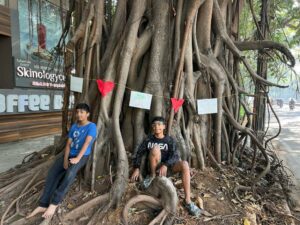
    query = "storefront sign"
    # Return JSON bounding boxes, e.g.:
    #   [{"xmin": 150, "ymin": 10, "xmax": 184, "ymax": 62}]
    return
[
  {"xmin": 15, "ymin": 58, "xmax": 65, "ymax": 89},
  {"xmin": 0, "ymin": 89, "xmax": 73, "ymax": 114}
]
